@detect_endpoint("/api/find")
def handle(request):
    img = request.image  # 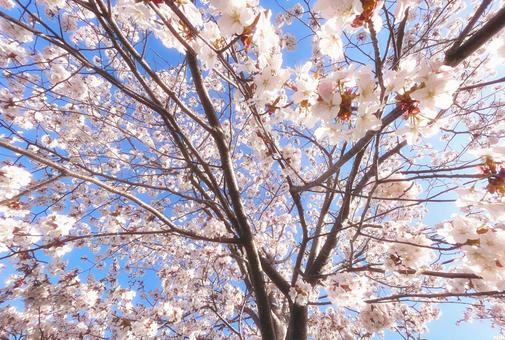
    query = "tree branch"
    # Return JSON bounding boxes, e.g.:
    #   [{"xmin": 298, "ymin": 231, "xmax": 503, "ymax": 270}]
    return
[
  {"xmin": 445, "ymin": 6, "xmax": 505, "ymax": 66},
  {"xmin": 0, "ymin": 138, "xmax": 239, "ymax": 245}
]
